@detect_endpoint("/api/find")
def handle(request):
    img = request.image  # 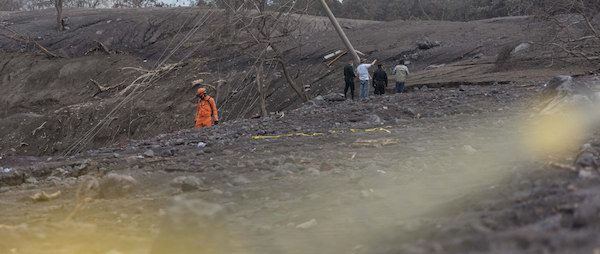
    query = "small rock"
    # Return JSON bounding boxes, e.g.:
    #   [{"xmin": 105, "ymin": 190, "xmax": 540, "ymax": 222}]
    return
[
  {"xmin": 161, "ymin": 149, "xmax": 177, "ymax": 157},
  {"xmin": 143, "ymin": 150, "xmax": 155, "ymax": 158},
  {"xmin": 360, "ymin": 189, "xmax": 371, "ymax": 199},
  {"xmin": 575, "ymin": 149, "xmax": 598, "ymax": 170},
  {"xmin": 511, "ymin": 42, "xmax": 531, "ymax": 55},
  {"xmin": 296, "ymin": 219, "xmax": 317, "ymax": 229},
  {"xmin": 171, "ymin": 176, "xmax": 203, "ymax": 192},
  {"xmin": 578, "ymin": 169, "xmax": 596, "ymax": 179},
  {"xmin": 197, "ymin": 142, "xmax": 207, "ymax": 148},
  {"xmin": 416, "ymin": 39, "xmax": 441, "ymax": 50},
  {"xmin": 51, "ymin": 167, "xmax": 68, "ymax": 177},
  {"xmin": 319, "ymin": 162, "xmax": 334, "ymax": 171},
  {"xmin": 403, "ymin": 108, "xmax": 418, "ymax": 118},
  {"xmin": 307, "ymin": 168, "xmax": 320, "ymax": 176},
  {"xmin": 573, "ymin": 195, "xmax": 600, "ymax": 228},
  {"xmin": 463, "ymin": 145, "xmax": 477, "ymax": 154},
  {"xmin": 0, "ymin": 167, "xmax": 25, "ymax": 186},
  {"xmin": 367, "ymin": 114, "xmax": 383, "ymax": 125},
  {"xmin": 151, "ymin": 197, "xmax": 228, "ymax": 253},
  {"xmin": 98, "ymin": 173, "xmax": 138, "ymax": 199},
  {"xmin": 25, "ymin": 177, "xmax": 38, "ymax": 184},
  {"xmin": 231, "ymin": 175, "xmax": 251, "ymax": 186}
]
